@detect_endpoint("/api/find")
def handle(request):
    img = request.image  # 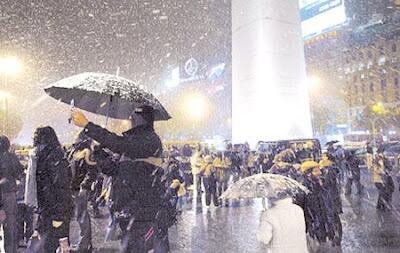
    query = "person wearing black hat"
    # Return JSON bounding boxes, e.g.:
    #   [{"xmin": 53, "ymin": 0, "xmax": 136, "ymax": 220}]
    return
[
  {"xmin": 0, "ymin": 135, "xmax": 24, "ymax": 253},
  {"xmin": 71, "ymin": 106, "xmax": 170, "ymax": 253}
]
